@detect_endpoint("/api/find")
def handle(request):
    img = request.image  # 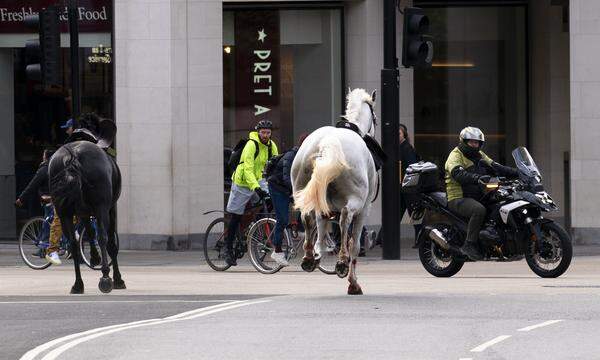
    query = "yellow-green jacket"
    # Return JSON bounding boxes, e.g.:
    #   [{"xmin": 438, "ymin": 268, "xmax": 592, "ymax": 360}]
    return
[
  {"xmin": 232, "ymin": 131, "xmax": 278, "ymax": 190},
  {"xmin": 445, "ymin": 147, "xmax": 493, "ymax": 202}
]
